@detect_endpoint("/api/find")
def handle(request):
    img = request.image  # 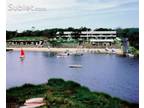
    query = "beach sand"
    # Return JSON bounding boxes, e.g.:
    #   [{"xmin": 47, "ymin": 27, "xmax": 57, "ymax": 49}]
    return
[{"xmin": 6, "ymin": 47, "xmax": 124, "ymax": 55}]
